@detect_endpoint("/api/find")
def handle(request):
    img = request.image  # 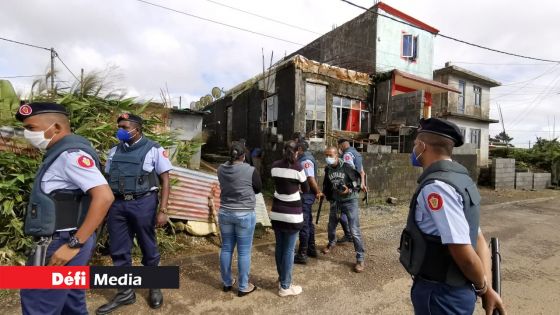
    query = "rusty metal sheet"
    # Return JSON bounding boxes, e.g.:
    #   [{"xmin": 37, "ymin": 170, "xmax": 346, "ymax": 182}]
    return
[{"xmin": 168, "ymin": 166, "xmax": 220, "ymax": 222}]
